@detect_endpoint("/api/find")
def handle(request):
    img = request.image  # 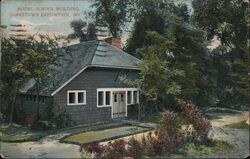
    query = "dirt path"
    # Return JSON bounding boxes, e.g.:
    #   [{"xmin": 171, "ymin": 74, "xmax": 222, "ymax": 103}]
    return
[{"xmin": 205, "ymin": 111, "xmax": 249, "ymax": 158}]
